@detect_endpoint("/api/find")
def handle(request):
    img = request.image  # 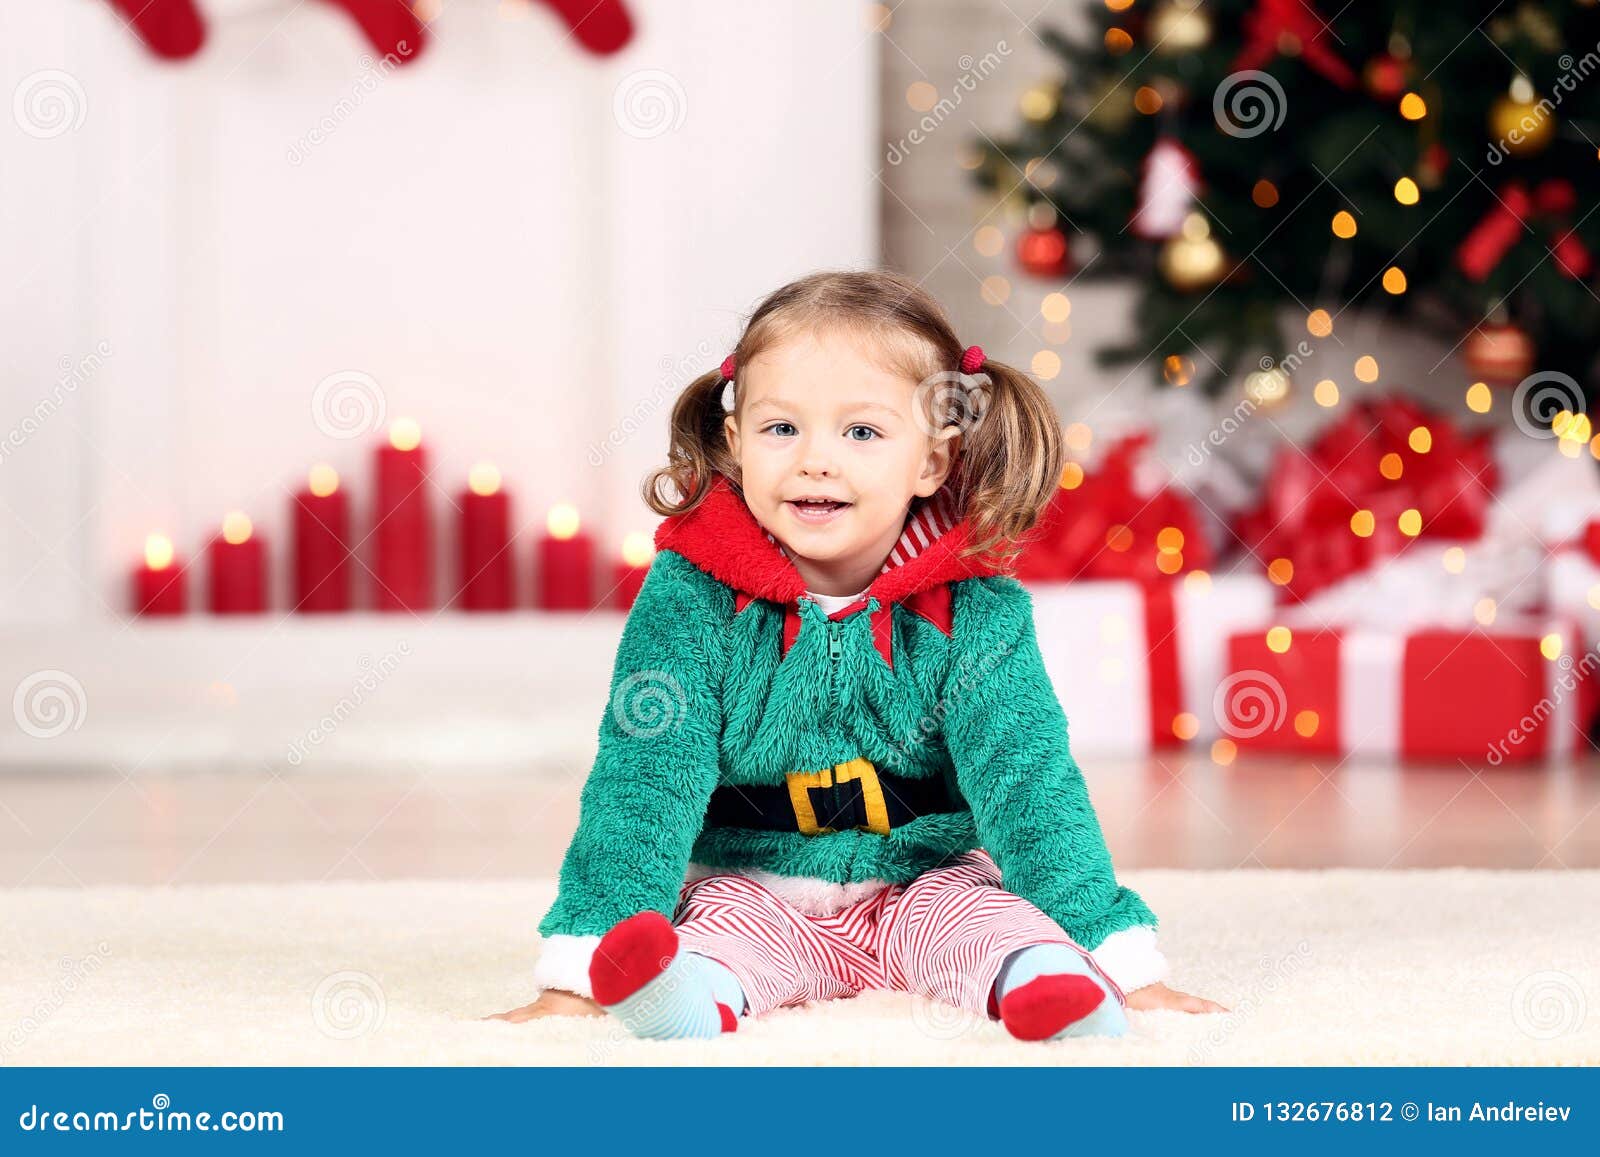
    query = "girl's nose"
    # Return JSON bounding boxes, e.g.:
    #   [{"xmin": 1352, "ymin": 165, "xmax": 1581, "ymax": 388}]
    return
[{"xmin": 798, "ymin": 437, "xmax": 837, "ymax": 477}]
